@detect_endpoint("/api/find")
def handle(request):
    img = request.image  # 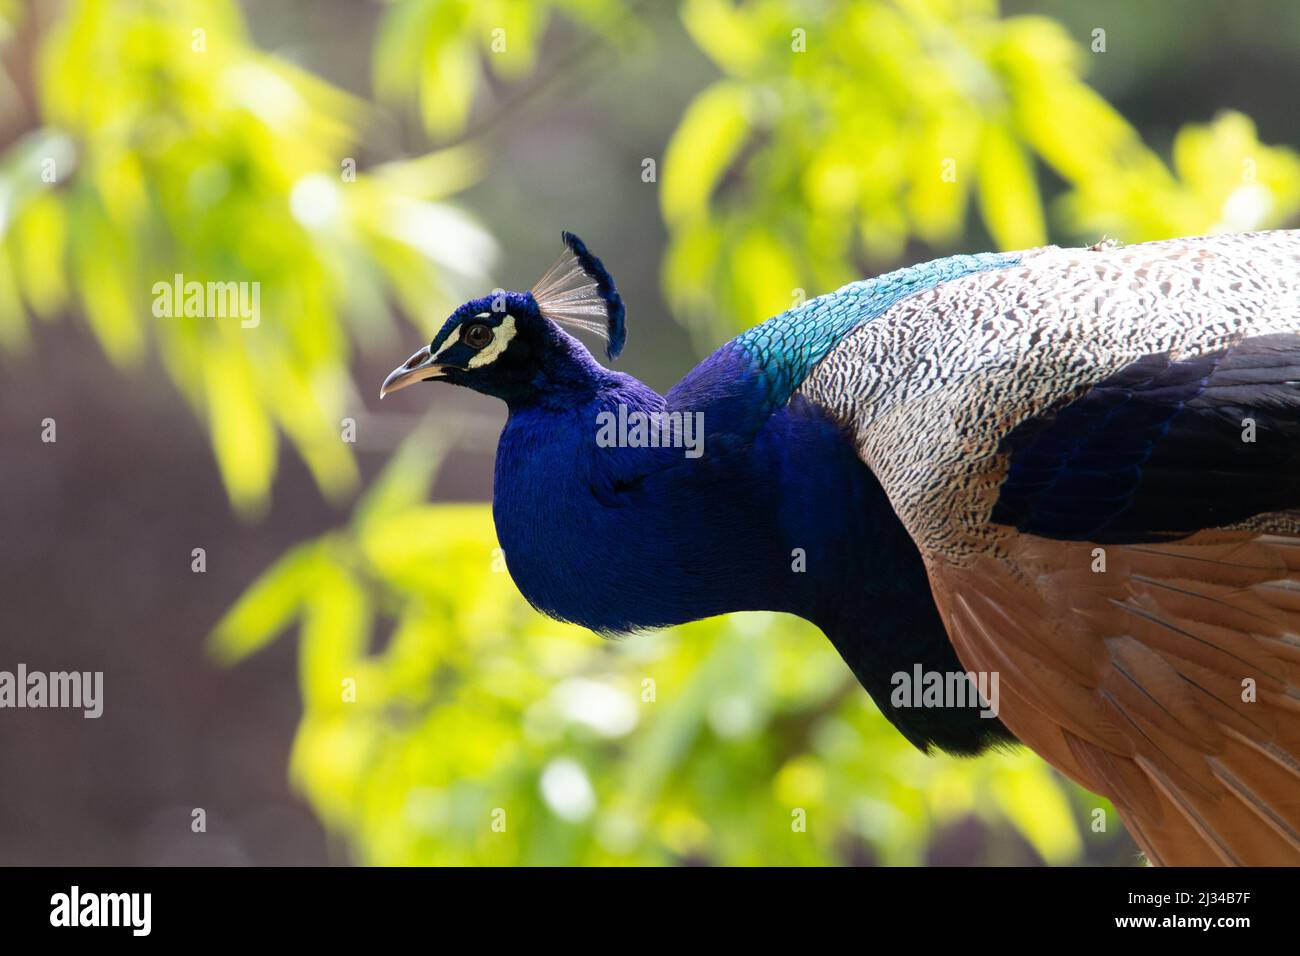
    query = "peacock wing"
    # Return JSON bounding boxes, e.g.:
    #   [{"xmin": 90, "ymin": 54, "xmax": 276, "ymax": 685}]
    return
[{"xmin": 800, "ymin": 230, "xmax": 1300, "ymax": 864}]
